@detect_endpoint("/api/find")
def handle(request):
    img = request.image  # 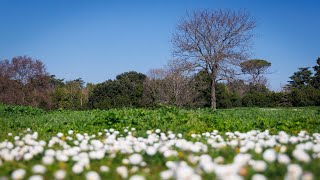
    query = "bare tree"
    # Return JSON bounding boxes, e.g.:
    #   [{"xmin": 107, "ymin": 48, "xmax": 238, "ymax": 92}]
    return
[
  {"xmin": 165, "ymin": 60, "xmax": 197, "ymax": 106},
  {"xmin": 9, "ymin": 56, "xmax": 47, "ymax": 84},
  {"xmin": 0, "ymin": 56, "xmax": 52, "ymax": 109},
  {"xmin": 172, "ymin": 9, "xmax": 256, "ymax": 109},
  {"xmin": 143, "ymin": 69, "xmax": 166, "ymax": 105},
  {"xmin": 143, "ymin": 59, "xmax": 198, "ymax": 107}
]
